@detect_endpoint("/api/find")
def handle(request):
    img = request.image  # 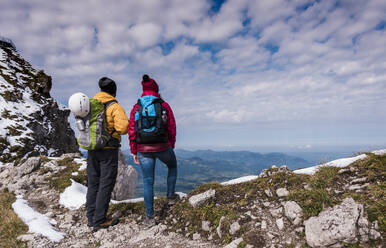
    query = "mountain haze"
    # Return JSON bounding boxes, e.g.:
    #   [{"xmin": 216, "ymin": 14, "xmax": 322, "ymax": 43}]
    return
[{"xmin": 124, "ymin": 149, "xmax": 309, "ymax": 196}]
